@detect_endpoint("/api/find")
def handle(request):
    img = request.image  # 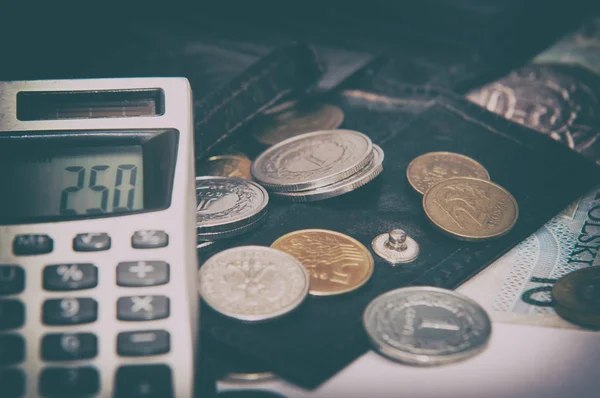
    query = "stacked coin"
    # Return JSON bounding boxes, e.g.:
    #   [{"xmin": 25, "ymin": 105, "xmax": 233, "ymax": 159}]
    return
[
  {"xmin": 196, "ymin": 177, "xmax": 269, "ymax": 243},
  {"xmin": 252, "ymin": 130, "xmax": 384, "ymax": 202},
  {"xmin": 552, "ymin": 267, "xmax": 600, "ymax": 329},
  {"xmin": 363, "ymin": 287, "xmax": 492, "ymax": 366},
  {"xmin": 406, "ymin": 152, "xmax": 519, "ymax": 241},
  {"xmin": 198, "ymin": 246, "xmax": 310, "ymax": 322}
]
